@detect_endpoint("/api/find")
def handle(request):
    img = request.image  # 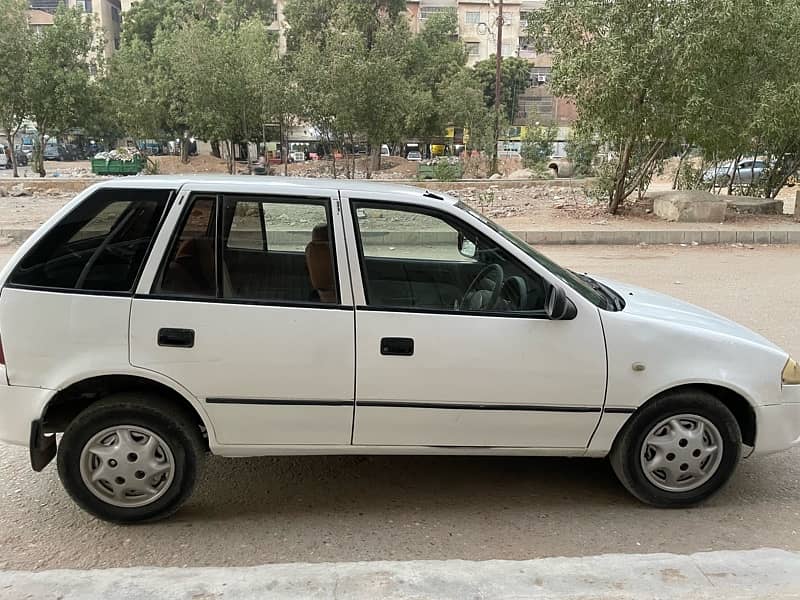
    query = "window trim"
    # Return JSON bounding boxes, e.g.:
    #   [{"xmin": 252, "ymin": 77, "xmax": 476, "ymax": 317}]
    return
[
  {"xmin": 6, "ymin": 187, "xmax": 174, "ymax": 296},
  {"xmin": 349, "ymin": 200, "xmax": 552, "ymax": 319},
  {"xmin": 149, "ymin": 191, "xmax": 345, "ymax": 309}
]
